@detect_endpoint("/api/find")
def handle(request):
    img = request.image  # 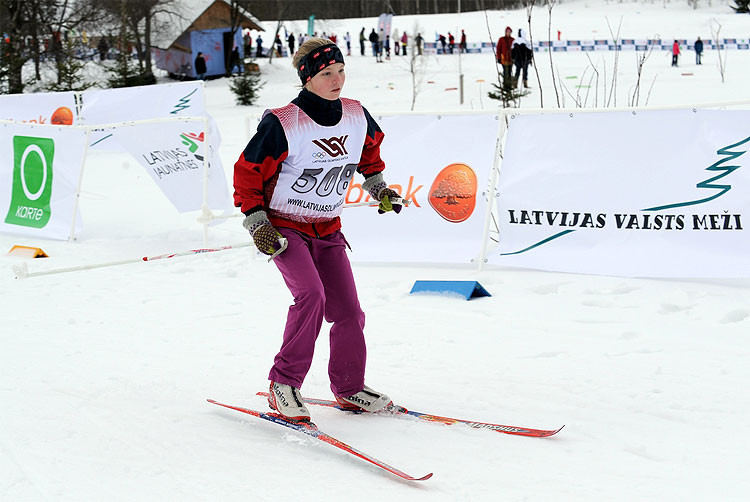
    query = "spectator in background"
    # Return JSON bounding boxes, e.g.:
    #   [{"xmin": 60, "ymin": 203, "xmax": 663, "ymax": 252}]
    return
[
  {"xmin": 359, "ymin": 28, "xmax": 366, "ymax": 55},
  {"xmin": 415, "ymin": 33, "xmax": 423, "ymax": 56},
  {"xmin": 672, "ymin": 39, "xmax": 680, "ymax": 66},
  {"xmin": 288, "ymin": 32, "xmax": 296, "ymax": 56},
  {"xmin": 244, "ymin": 32, "xmax": 252, "ymax": 55},
  {"xmin": 694, "ymin": 36, "xmax": 703, "ymax": 65},
  {"xmin": 384, "ymin": 34, "xmax": 391, "ymax": 59},
  {"xmin": 439, "ymin": 33, "xmax": 447, "ymax": 54},
  {"xmin": 344, "ymin": 32, "xmax": 352, "ymax": 56},
  {"xmin": 496, "ymin": 26, "xmax": 514, "ymax": 89},
  {"xmin": 97, "ymin": 36, "xmax": 109, "ymax": 60},
  {"xmin": 230, "ymin": 46, "xmax": 242, "ymax": 75},
  {"xmin": 275, "ymin": 34, "xmax": 283, "ymax": 57},
  {"xmin": 194, "ymin": 51, "xmax": 207, "ymax": 80},
  {"xmin": 393, "ymin": 28, "xmax": 400, "ymax": 55},
  {"xmin": 256, "ymin": 35, "xmax": 263, "ymax": 58},
  {"xmin": 511, "ymin": 29, "xmax": 533, "ymax": 89},
  {"xmin": 369, "ymin": 28, "xmax": 381, "ymax": 62},
  {"xmin": 448, "ymin": 32, "xmax": 455, "ymax": 53},
  {"xmin": 401, "ymin": 31, "xmax": 408, "ymax": 56},
  {"xmin": 460, "ymin": 30, "xmax": 467, "ymax": 53}
]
